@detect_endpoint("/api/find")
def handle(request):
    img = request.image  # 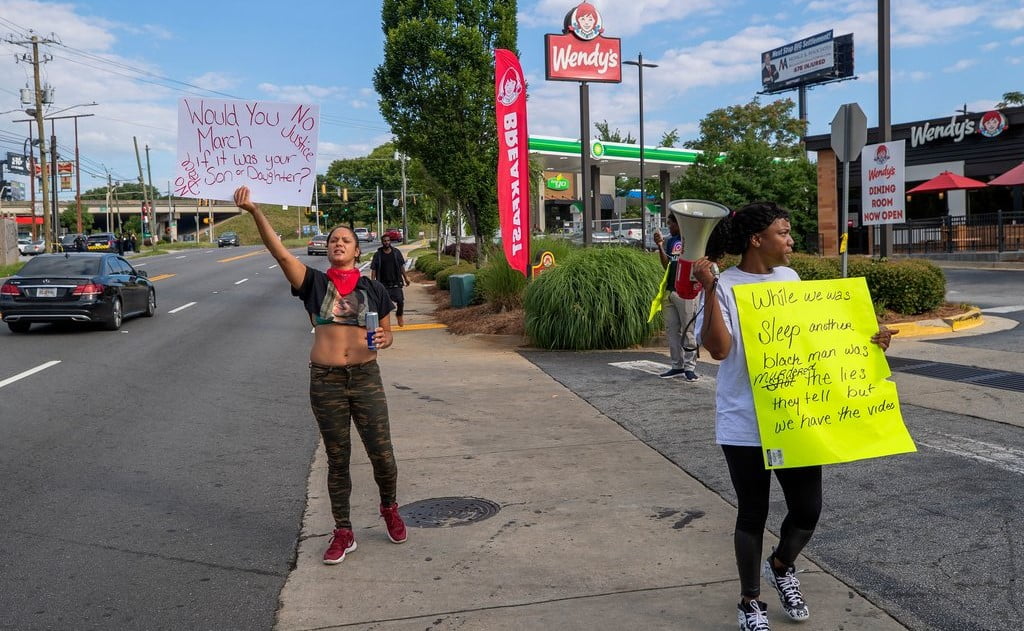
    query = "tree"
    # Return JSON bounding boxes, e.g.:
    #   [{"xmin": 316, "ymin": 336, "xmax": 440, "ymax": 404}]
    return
[
  {"xmin": 996, "ymin": 91, "xmax": 1024, "ymax": 108},
  {"xmin": 659, "ymin": 129, "xmax": 680, "ymax": 148},
  {"xmin": 595, "ymin": 120, "xmax": 636, "ymax": 144},
  {"xmin": 674, "ymin": 98, "xmax": 818, "ymax": 252},
  {"xmin": 375, "ymin": 0, "xmax": 518, "ymax": 261},
  {"xmin": 80, "ymin": 182, "xmax": 162, "ymax": 200},
  {"xmin": 60, "ymin": 204, "xmax": 93, "ymax": 233}
]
